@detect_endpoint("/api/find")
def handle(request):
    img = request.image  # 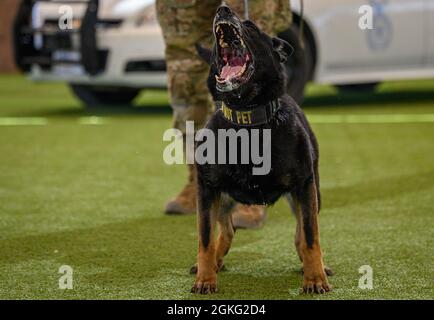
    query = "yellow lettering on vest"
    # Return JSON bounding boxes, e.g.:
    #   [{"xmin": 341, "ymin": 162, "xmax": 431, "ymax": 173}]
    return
[
  {"xmin": 221, "ymin": 104, "xmax": 232, "ymax": 121},
  {"xmin": 236, "ymin": 111, "xmax": 252, "ymax": 124}
]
